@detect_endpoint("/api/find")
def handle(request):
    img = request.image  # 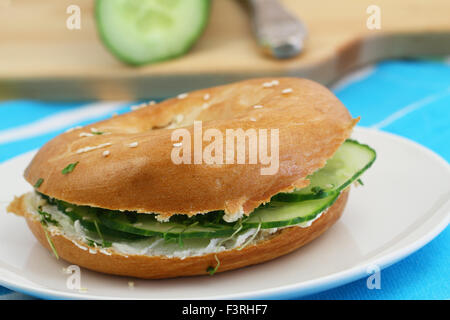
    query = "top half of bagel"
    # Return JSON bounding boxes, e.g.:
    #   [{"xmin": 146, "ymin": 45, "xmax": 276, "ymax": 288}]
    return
[{"xmin": 24, "ymin": 78, "xmax": 357, "ymax": 222}]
